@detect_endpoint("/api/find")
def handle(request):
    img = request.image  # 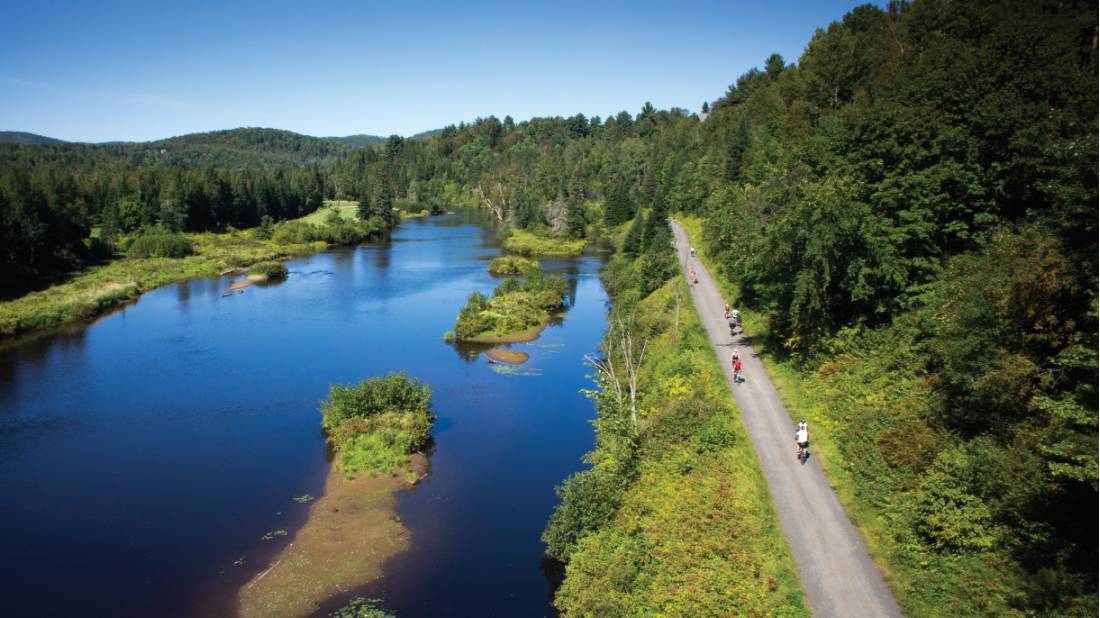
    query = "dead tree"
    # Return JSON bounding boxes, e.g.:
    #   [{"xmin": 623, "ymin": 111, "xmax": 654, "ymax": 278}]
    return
[{"xmin": 586, "ymin": 315, "xmax": 647, "ymax": 434}]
